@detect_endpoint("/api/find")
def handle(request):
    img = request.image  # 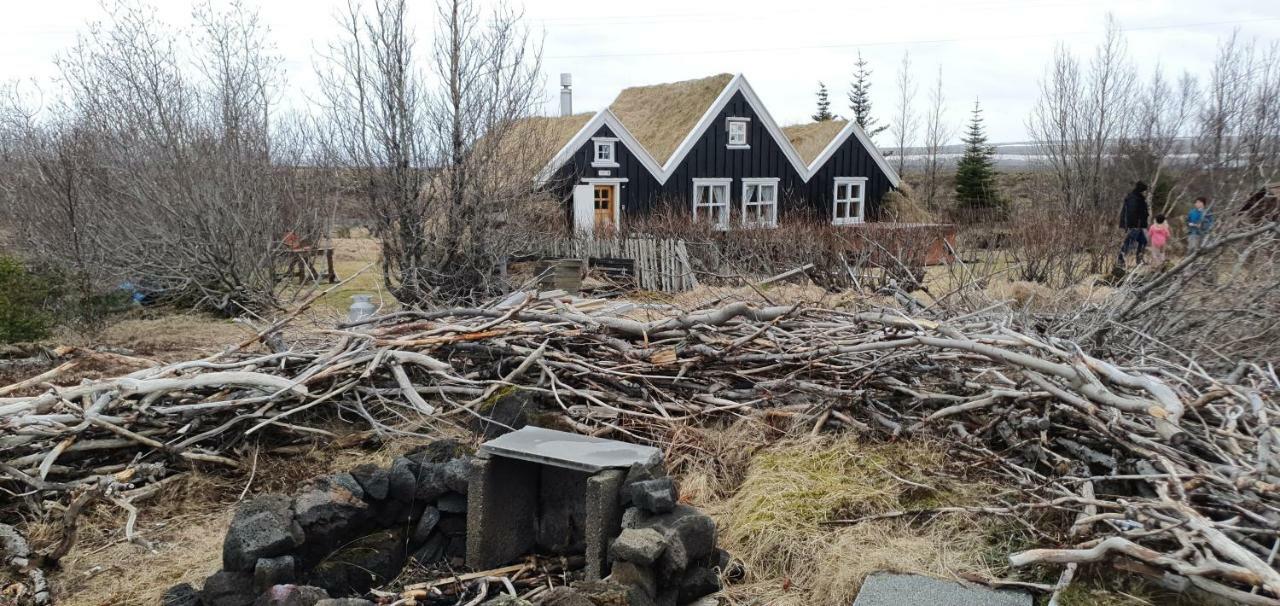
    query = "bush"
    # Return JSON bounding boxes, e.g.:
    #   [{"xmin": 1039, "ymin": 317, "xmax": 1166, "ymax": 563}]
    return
[{"xmin": 0, "ymin": 255, "xmax": 53, "ymax": 343}]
